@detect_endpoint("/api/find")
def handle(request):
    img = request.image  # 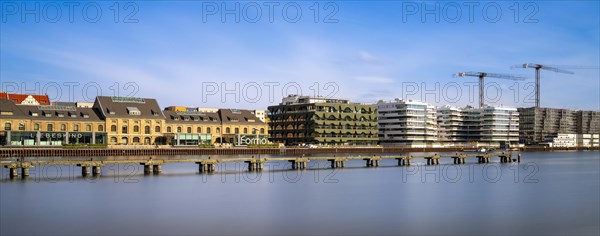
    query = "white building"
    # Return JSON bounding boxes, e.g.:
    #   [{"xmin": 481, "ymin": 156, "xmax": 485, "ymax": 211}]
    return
[
  {"xmin": 437, "ymin": 106, "xmax": 464, "ymax": 146},
  {"xmin": 546, "ymin": 133, "xmax": 578, "ymax": 147},
  {"xmin": 377, "ymin": 99, "xmax": 438, "ymax": 147},
  {"xmin": 577, "ymin": 134, "xmax": 600, "ymax": 147},
  {"xmin": 436, "ymin": 105, "xmax": 519, "ymax": 148},
  {"xmin": 251, "ymin": 110, "xmax": 266, "ymax": 122},
  {"xmin": 478, "ymin": 106, "xmax": 520, "ymax": 147}
]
